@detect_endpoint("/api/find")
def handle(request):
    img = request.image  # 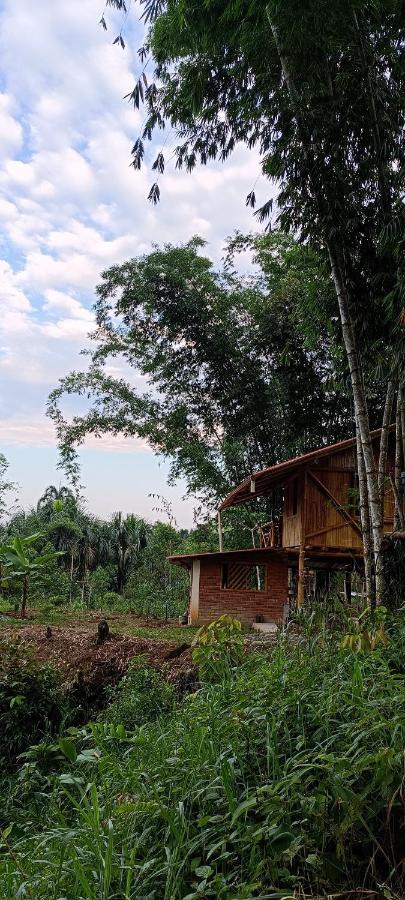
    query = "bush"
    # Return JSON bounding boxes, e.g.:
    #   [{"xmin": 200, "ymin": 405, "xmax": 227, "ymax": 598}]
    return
[
  {"xmin": 102, "ymin": 656, "xmax": 175, "ymax": 729},
  {"xmin": 2, "ymin": 611, "xmax": 405, "ymax": 898},
  {"xmin": 0, "ymin": 641, "xmax": 69, "ymax": 768},
  {"xmin": 192, "ymin": 614, "xmax": 245, "ymax": 681},
  {"xmin": 102, "ymin": 590, "xmax": 124, "ymax": 610},
  {"xmin": 89, "ymin": 566, "xmax": 113, "ymax": 605}
]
